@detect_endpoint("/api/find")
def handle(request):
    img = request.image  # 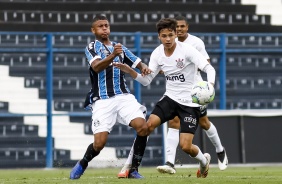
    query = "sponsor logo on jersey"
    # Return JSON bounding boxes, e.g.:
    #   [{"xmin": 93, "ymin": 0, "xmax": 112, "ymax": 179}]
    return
[
  {"xmin": 166, "ymin": 73, "xmax": 185, "ymax": 82},
  {"xmin": 184, "ymin": 115, "xmax": 197, "ymax": 125},
  {"xmin": 175, "ymin": 58, "xmax": 184, "ymax": 68}
]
